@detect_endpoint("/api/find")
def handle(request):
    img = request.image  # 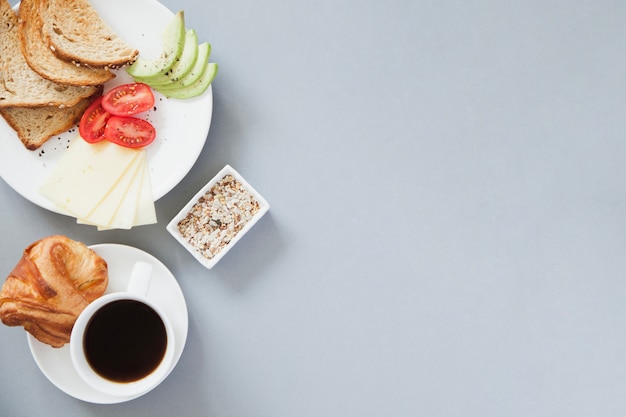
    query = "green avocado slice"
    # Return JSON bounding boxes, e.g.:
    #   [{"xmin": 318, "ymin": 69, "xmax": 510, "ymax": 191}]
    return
[
  {"xmin": 136, "ymin": 29, "xmax": 199, "ymax": 86},
  {"xmin": 154, "ymin": 42, "xmax": 211, "ymax": 90},
  {"xmin": 155, "ymin": 63, "xmax": 218, "ymax": 99},
  {"xmin": 126, "ymin": 11, "xmax": 186, "ymax": 79}
]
